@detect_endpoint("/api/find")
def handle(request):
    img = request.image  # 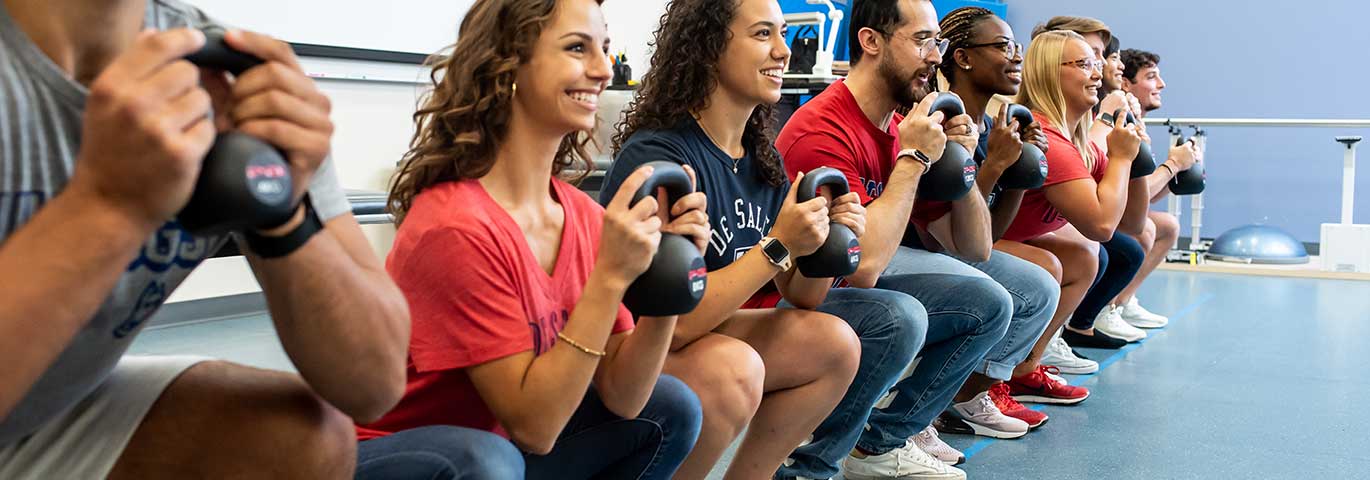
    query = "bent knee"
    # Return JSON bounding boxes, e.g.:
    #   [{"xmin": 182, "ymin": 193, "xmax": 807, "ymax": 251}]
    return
[
  {"xmin": 1152, "ymin": 211, "xmax": 1180, "ymax": 239},
  {"xmin": 673, "ymin": 336, "xmax": 765, "ymax": 427},
  {"xmin": 779, "ymin": 310, "xmax": 862, "ymax": 378}
]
